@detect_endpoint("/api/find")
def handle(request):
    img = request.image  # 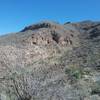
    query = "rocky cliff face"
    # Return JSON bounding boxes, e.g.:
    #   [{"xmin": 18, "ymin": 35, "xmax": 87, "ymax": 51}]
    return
[{"xmin": 0, "ymin": 21, "xmax": 100, "ymax": 100}]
